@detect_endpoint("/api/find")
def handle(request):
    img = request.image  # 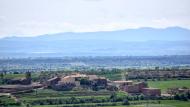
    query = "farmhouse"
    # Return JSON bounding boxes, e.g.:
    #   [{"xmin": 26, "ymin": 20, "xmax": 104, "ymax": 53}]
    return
[
  {"xmin": 45, "ymin": 73, "xmax": 108, "ymax": 91},
  {"xmin": 113, "ymin": 80, "xmax": 133, "ymax": 90},
  {"xmin": 58, "ymin": 76, "xmax": 80, "ymax": 86},
  {"xmin": 178, "ymin": 88, "xmax": 190, "ymax": 94},
  {"xmin": 88, "ymin": 75, "xmax": 99, "ymax": 80},
  {"xmin": 124, "ymin": 82, "xmax": 148, "ymax": 93},
  {"xmin": 119, "ymin": 81, "xmax": 161, "ymax": 96},
  {"xmin": 167, "ymin": 87, "xmax": 190, "ymax": 95}
]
